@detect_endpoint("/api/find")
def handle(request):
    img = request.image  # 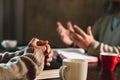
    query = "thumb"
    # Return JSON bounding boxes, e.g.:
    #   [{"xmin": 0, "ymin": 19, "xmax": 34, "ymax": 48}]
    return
[{"xmin": 87, "ymin": 26, "xmax": 93, "ymax": 36}]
